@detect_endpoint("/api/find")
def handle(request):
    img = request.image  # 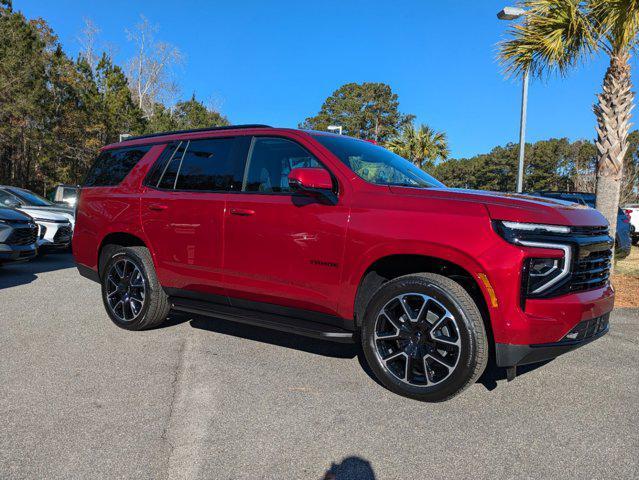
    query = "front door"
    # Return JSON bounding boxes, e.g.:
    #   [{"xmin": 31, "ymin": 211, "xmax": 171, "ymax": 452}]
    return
[{"xmin": 223, "ymin": 136, "xmax": 350, "ymax": 317}]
